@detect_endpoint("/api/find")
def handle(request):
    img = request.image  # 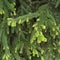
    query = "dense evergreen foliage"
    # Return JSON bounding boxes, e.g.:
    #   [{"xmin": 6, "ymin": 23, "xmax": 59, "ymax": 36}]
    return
[{"xmin": 0, "ymin": 0, "xmax": 60, "ymax": 60}]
